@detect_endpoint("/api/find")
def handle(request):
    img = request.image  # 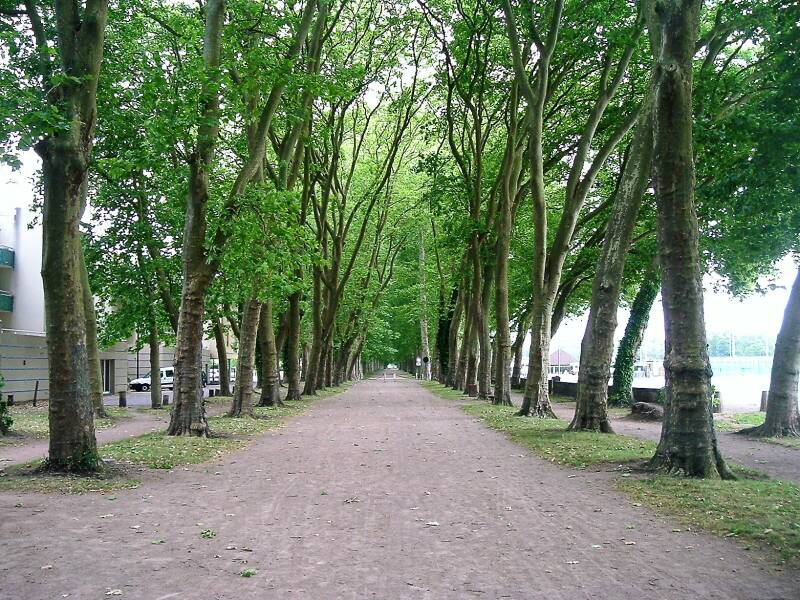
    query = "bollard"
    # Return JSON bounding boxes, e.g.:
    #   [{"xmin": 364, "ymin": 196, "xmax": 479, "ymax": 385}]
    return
[
  {"xmin": 32, "ymin": 381, "xmax": 39, "ymax": 406},
  {"xmin": 118, "ymin": 390, "xmax": 127, "ymax": 408},
  {"xmin": 209, "ymin": 389, "xmax": 215, "ymax": 397},
  {"xmin": 6, "ymin": 394, "xmax": 13, "ymax": 406},
  {"xmin": 760, "ymin": 390, "xmax": 769, "ymax": 412},
  {"xmin": 162, "ymin": 394, "xmax": 169, "ymax": 406}
]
